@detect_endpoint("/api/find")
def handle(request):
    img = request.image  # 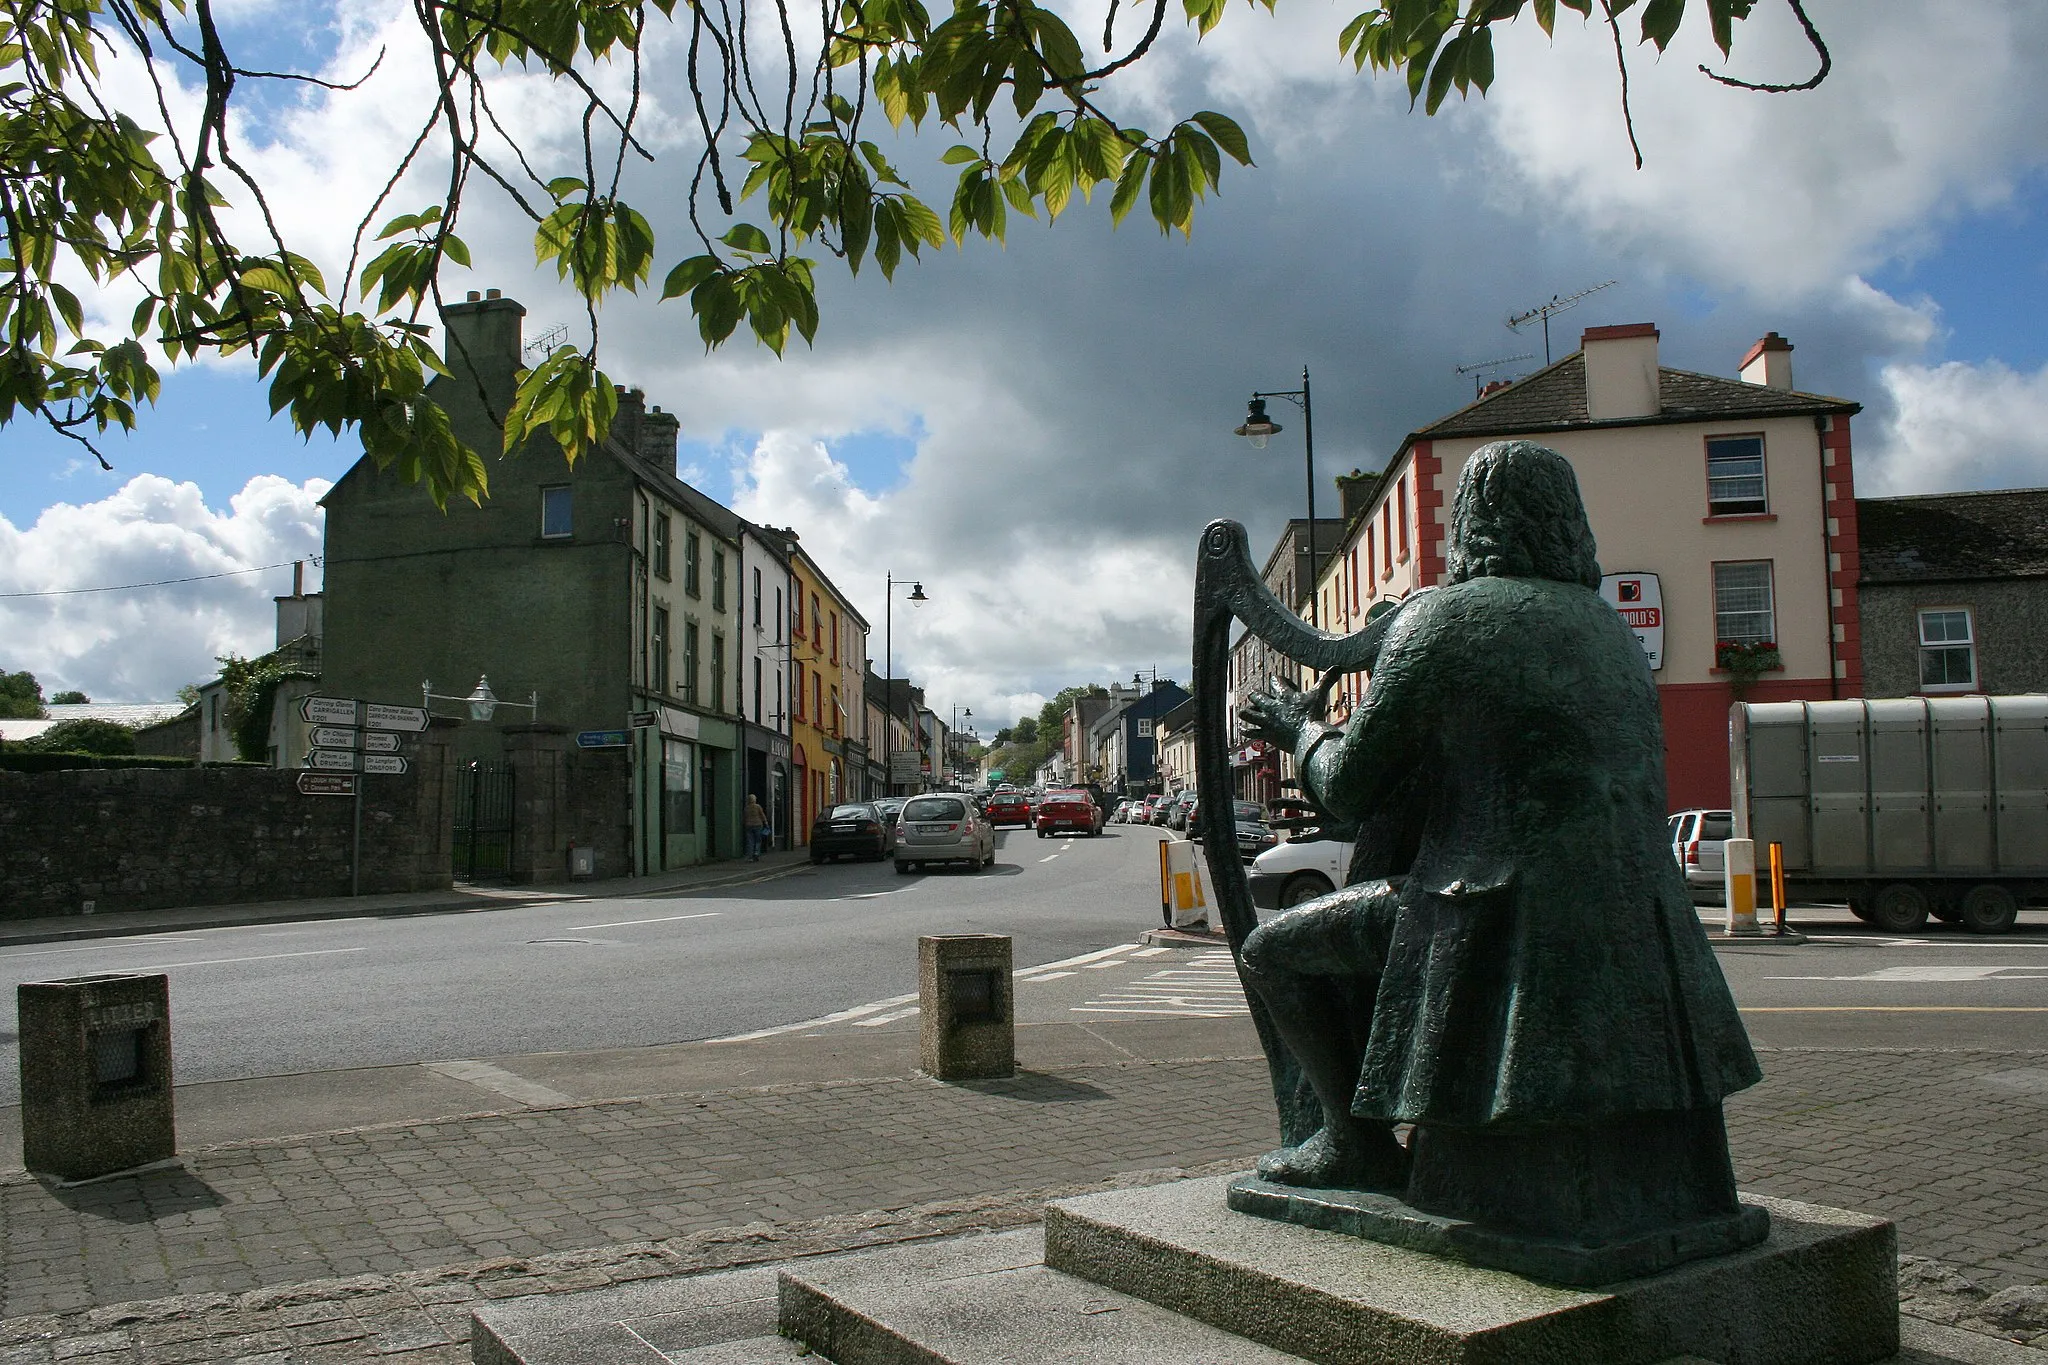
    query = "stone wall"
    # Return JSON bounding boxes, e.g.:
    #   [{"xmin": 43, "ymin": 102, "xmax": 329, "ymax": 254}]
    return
[
  {"xmin": 1859, "ymin": 579, "xmax": 2048, "ymax": 698},
  {"xmin": 0, "ymin": 727, "xmax": 456, "ymax": 919}
]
